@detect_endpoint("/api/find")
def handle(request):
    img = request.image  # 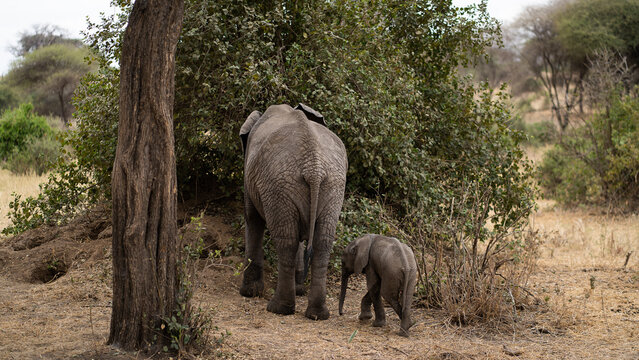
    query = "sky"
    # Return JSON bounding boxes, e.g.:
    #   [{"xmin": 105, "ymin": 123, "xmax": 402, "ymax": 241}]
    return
[
  {"xmin": 452, "ymin": 0, "xmax": 549, "ymax": 25},
  {"xmin": 0, "ymin": 0, "xmax": 114, "ymax": 76},
  {"xmin": 0, "ymin": 0, "xmax": 547, "ymax": 76}
]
